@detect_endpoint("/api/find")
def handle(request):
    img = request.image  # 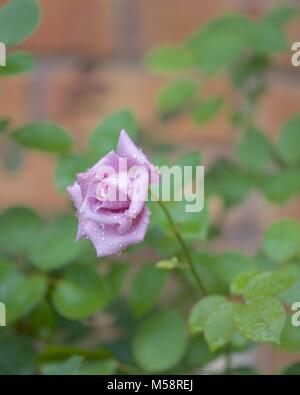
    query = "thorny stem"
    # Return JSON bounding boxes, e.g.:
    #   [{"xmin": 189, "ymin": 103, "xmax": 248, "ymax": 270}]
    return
[{"xmin": 152, "ymin": 193, "xmax": 206, "ymax": 296}]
